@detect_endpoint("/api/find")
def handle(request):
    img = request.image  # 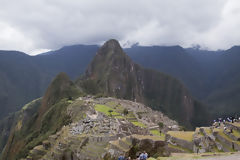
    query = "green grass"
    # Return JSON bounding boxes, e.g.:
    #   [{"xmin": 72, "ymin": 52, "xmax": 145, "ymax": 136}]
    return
[
  {"xmin": 168, "ymin": 131, "xmax": 194, "ymax": 142},
  {"xmin": 147, "ymin": 158, "xmax": 156, "ymax": 160},
  {"xmin": 94, "ymin": 104, "xmax": 121, "ymax": 117},
  {"xmin": 131, "ymin": 121, "xmax": 146, "ymax": 128},
  {"xmin": 203, "ymin": 127, "xmax": 212, "ymax": 135},
  {"xmin": 168, "ymin": 144, "xmax": 193, "ymax": 153},
  {"xmin": 150, "ymin": 129, "xmax": 165, "ymax": 137},
  {"xmin": 232, "ymin": 129, "xmax": 240, "ymax": 137},
  {"xmin": 126, "ymin": 111, "xmax": 136, "ymax": 118},
  {"xmin": 218, "ymin": 130, "xmax": 233, "ymax": 142},
  {"xmin": 217, "ymin": 130, "xmax": 240, "ymax": 151},
  {"xmin": 105, "ymin": 101, "xmax": 118, "ymax": 107},
  {"xmin": 230, "ymin": 122, "xmax": 240, "ymax": 127},
  {"xmin": 113, "ymin": 115, "xmax": 125, "ymax": 119}
]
